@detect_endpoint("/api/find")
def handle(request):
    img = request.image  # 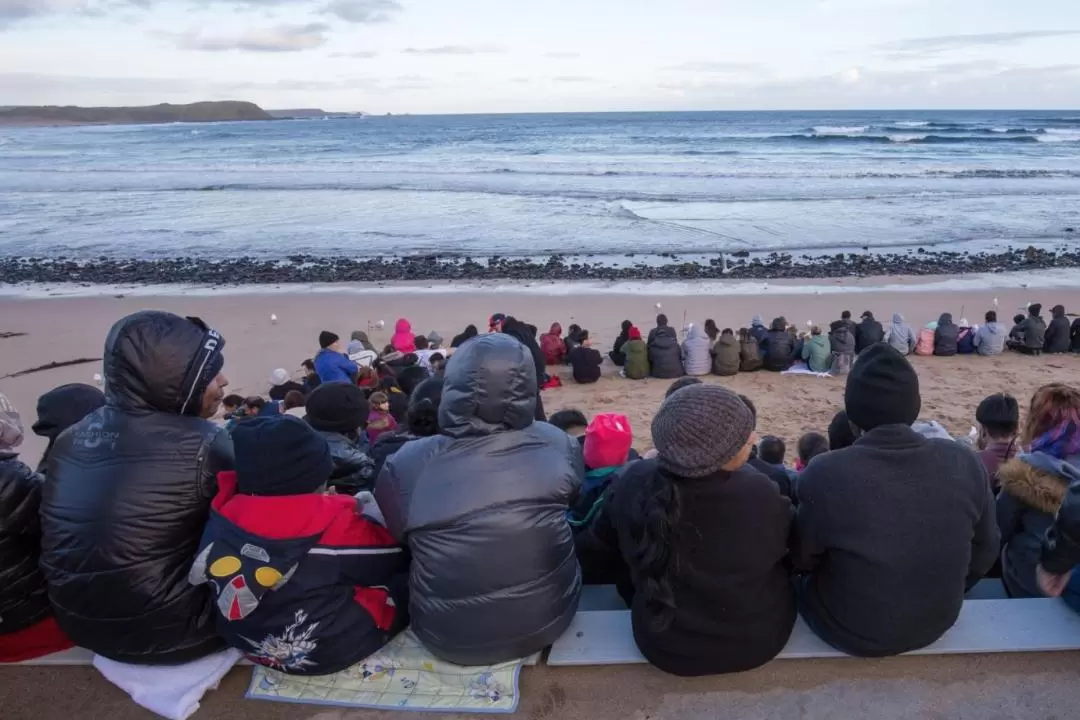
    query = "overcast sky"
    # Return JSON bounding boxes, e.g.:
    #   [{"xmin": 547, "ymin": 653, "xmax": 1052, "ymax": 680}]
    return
[{"xmin": 1, "ymin": 0, "xmax": 1079, "ymax": 113}]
